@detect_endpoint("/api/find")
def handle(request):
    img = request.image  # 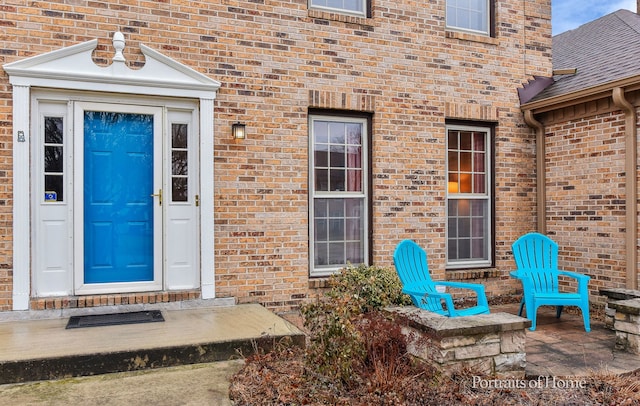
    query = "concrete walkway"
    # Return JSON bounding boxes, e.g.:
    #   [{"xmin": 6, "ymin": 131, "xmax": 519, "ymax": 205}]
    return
[
  {"xmin": 0, "ymin": 303, "xmax": 305, "ymax": 384},
  {"xmin": 0, "ymin": 360, "xmax": 244, "ymax": 406}
]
